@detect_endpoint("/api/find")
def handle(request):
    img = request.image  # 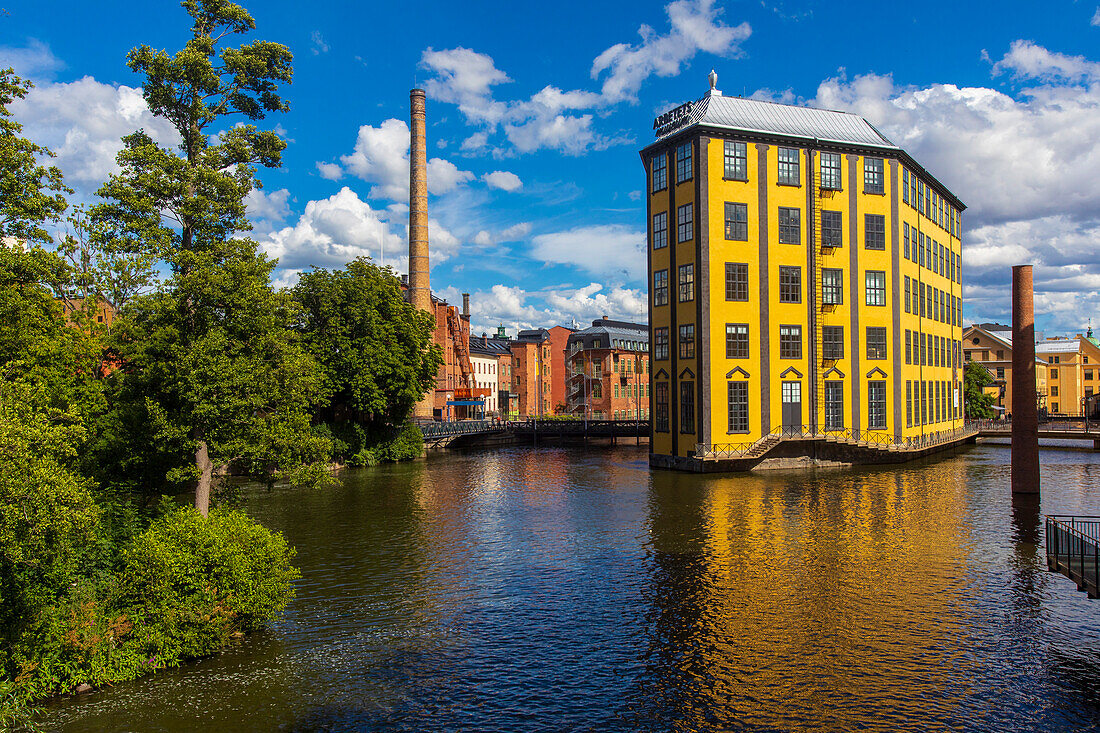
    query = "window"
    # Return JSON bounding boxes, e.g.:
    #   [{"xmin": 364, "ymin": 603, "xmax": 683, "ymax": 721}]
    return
[
  {"xmin": 1087, "ymin": 370, "xmax": 1094, "ymax": 381},
  {"xmin": 654, "ymin": 327, "xmax": 669, "ymax": 360},
  {"xmin": 779, "ymin": 324, "xmax": 802, "ymax": 359},
  {"xmin": 728, "ymin": 381, "xmax": 749, "ymax": 432},
  {"xmin": 592, "ymin": 382, "xmax": 602, "ymax": 398},
  {"xmin": 1051, "ymin": 368, "xmax": 1058, "ymax": 379},
  {"xmin": 866, "ymin": 327, "xmax": 887, "ymax": 359},
  {"xmin": 1053, "ymin": 356, "xmax": 1060, "ymax": 364},
  {"xmin": 726, "ymin": 324, "xmax": 749, "ymax": 359},
  {"xmin": 679, "ymin": 324, "xmax": 695, "ymax": 359},
  {"xmin": 652, "ymin": 154, "xmax": 667, "ymax": 192},
  {"xmin": 919, "ymin": 333, "xmax": 927, "ymax": 366},
  {"xmin": 773, "ymin": 208, "xmax": 799, "ymax": 246},
  {"xmin": 824, "ymin": 381, "xmax": 845, "ymax": 430},
  {"xmin": 821, "ymin": 210, "xmax": 843, "ymax": 247},
  {"xmin": 677, "ymin": 203, "xmax": 693, "ymax": 242},
  {"xmin": 1053, "ymin": 402, "xmax": 1060, "ymax": 413},
  {"xmin": 676, "ymin": 142, "xmax": 692, "ymax": 183},
  {"xmin": 822, "ymin": 268, "xmax": 843, "ymax": 305},
  {"xmin": 904, "ymin": 276, "xmax": 911, "ymax": 314},
  {"xmin": 906, "ymin": 381, "xmax": 913, "ymax": 427},
  {"xmin": 655, "ymin": 382, "xmax": 669, "ymax": 432},
  {"xmin": 869, "ymin": 381, "xmax": 887, "ymax": 429},
  {"xmin": 864, "ymin": 157, "xmax": 885, "ymax": 194},
  {"xmin": 652, "ymin": 212, "xmax": 668, "ymax": 249},
  {"xmin": 680, "ymin": 382, "xmax": 695, "ymax": 433},
  {"xmin": 997, "ymin": 367, "xmax": 1005, "ymax": 379},
  {"xmin": 904, "ymin": 223, "xmax": 911, "ymax": 260},
  {"xmin": 678, "ymin": 263, "xmax": 694, "ymax": 302},
  {"xmin": 725, "ymin": 202, "xmax": 748, "ymax": 241},
  {"xmin": 653, "ymin": 269, "xmax": 668, "ymax": 306},
  {"xmin": 905, "ymin": 329, "xmax": 912, "ymax": 365},
  {"xmin": 777, "ymin": 147, "xmax": 800, "ymax": 185},
  {"xmin": 1052, "ymin": 385, "xmax": 1059, "ymax": 397},
  {"xmin": 819, "ymin": 152, "xmax": 842, "ymax": 191},
  {"xmin": 725, "ymin": 262, "xmax": 748, "ymax": 301},
  {"xmin": 864, "ymin": 214, "xmax": 886, "ymax": 250},
  {"xmin": 903, "ymin": 169, "xmax": 910, "ymax": 204},
  {"xmin": 823, "ymin": 326, "xmax": 844, "ymax": 360},
  {"xmin": 724, "ymin": 140, "xmax": 747, "ymax": 180},
  {"xmin": 779, "ymin": 266, "xmax": 802, "ymax": 303},
  {"xmin": 865, "ymin": 270, "xmax": 886, "ymax": 306}
]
